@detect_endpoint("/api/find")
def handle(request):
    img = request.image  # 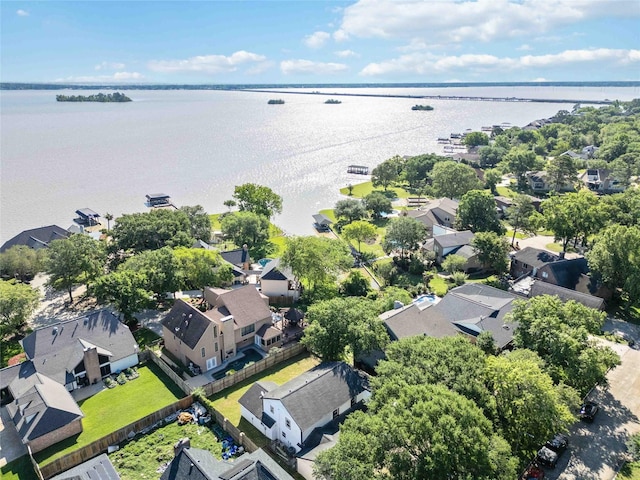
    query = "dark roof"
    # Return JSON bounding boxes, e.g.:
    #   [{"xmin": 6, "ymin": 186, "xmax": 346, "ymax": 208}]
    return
[
  {"xmin": 161, "ymin": 447, "xmax": 294, "ymax": 480},
  {"xmin": 1, "ymin": 225, "xmax": 70, "ymax": 253},
  {"xmin": 75, "ymin": 208, "xmax": 100, "ymax": 218},
  {"xmin": 383, "ymin": 284, "xmax": 519, "ymax": 349},
  {"xmin": 260, "ymin": 258, "xmax": 293, "ymax": 281},
  {"xmin": 220, "ymin": 248, "xmax": 250, "ymax": 267},
  {"xmin": 512, "ymin": 247, "xmax": 560, "ymax": 269},
  {"xmin": 538, "ymin": 258, "xmax": 589, "ymax": 289},
  {"xmin": 264, "ymin": 362, "xmax": 369, "ymax": 433},
  {"xmin": 434, "ymin": 230, "xmax": 474, "ymax": 249},
  {"xmin": 7, "ymin": 373, "xmax": 83, "ymax": 442},
  {"xmin": 49, "ymin": 453, "xmax": 120, "ymax": 480},
  {"xmin": 312, "ymin": 214, "xmax": 332, "ymax": 226},
  {"xmin": 238, "ymin": 381, "xmax": 278, "ymax": 427},
  {"xmin": 162, "ymin": 301, "xmax": 213, "ymax": 350},
  {"xmin": 529, "ymin": 280, "xmax": 605, "ymax": 310},
  {"xmin": 21, "ymin": 310, "xmax": 138, "ymax": 385},
  {"xmin": 146, "ymin": 193, "xmax": 170, "ymax": 200},
  {"xmin": 284, "ymin": 308, "xmax": 305, "ymax": 322},
  {"xmin": 0, "ymin": 361, "xmax": 36, "ymax": 391},
  {"xmin": 208, "ymin": 286, "xmax": 272, "ymax": 329}
]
